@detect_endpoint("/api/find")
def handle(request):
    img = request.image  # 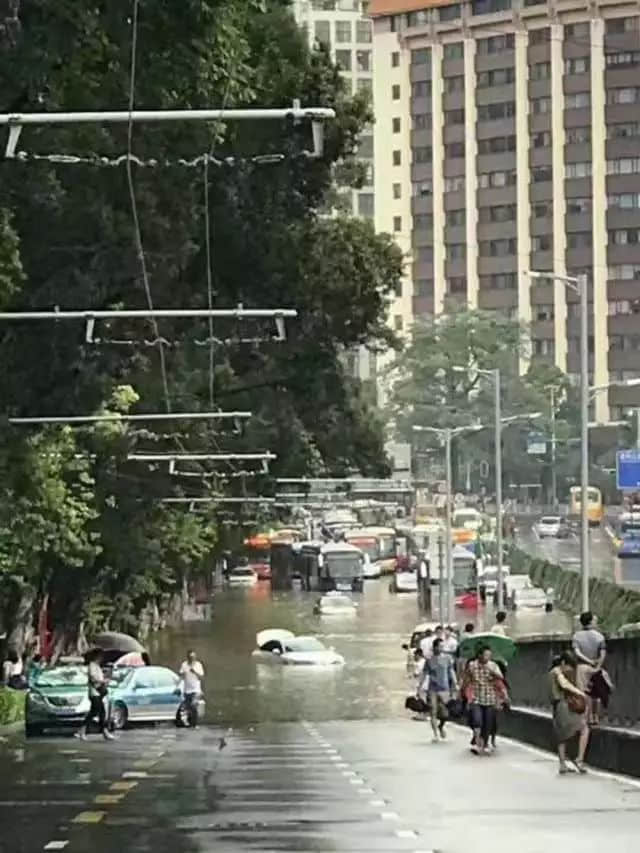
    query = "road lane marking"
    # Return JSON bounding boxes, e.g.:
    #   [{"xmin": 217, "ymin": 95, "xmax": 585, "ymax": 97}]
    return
[
  {"xmin": 44, "ymin": 843, "xmax": 69, "ymax": 851},
  {"xmin": 381, "ymin": 811, "xmax": 400, "ymax": 820},
  {"xmin": 110, "ymin": 781, "xmax": 138, "ymax": 791},
  {"xmin": 0, "ymin": 801, "xmax": 85, "ymax": 807},
  {"xmin": 122, "ymin": 771, "xmax": 148, "ymax": 778},
  {"xmin": 370, "ymin": 799, "xmax": 386, "ymax": 806},
  {"xmin": 94, "ymin": 794, "xmax": 124, "ymax": 804},
  {"xmin": 69, "ymin": 758, "xmax": 90, "ymax": 764},
  {"xmin": 396, "ymin": 829, "xmax": 419, "ymax": 838},
  {"xmin": 72, "ymin": 811, "xmax": 106, "ymax": 824}
]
